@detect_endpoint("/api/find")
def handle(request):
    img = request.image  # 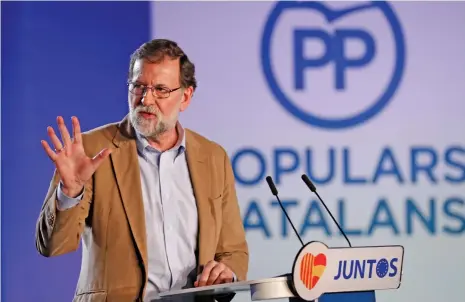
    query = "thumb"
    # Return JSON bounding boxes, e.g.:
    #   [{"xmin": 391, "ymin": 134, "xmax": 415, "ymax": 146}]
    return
[{"xmin": 91, "ymin": 148, "xmax": 112, "ymax": 169}]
